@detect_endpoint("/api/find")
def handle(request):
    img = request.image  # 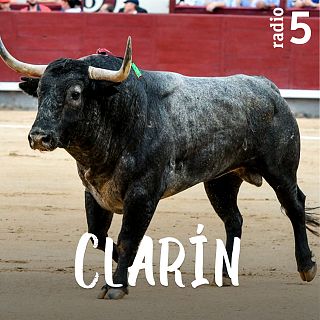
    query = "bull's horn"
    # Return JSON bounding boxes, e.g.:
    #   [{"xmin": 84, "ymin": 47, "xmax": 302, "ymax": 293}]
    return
[
  {"xmin": 0, "ymin": 37, "xmax": 47, "ymax": 77},
  {"xmin": 88, "ymin": 36, "xmax": 132, "ymax": 82}
]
